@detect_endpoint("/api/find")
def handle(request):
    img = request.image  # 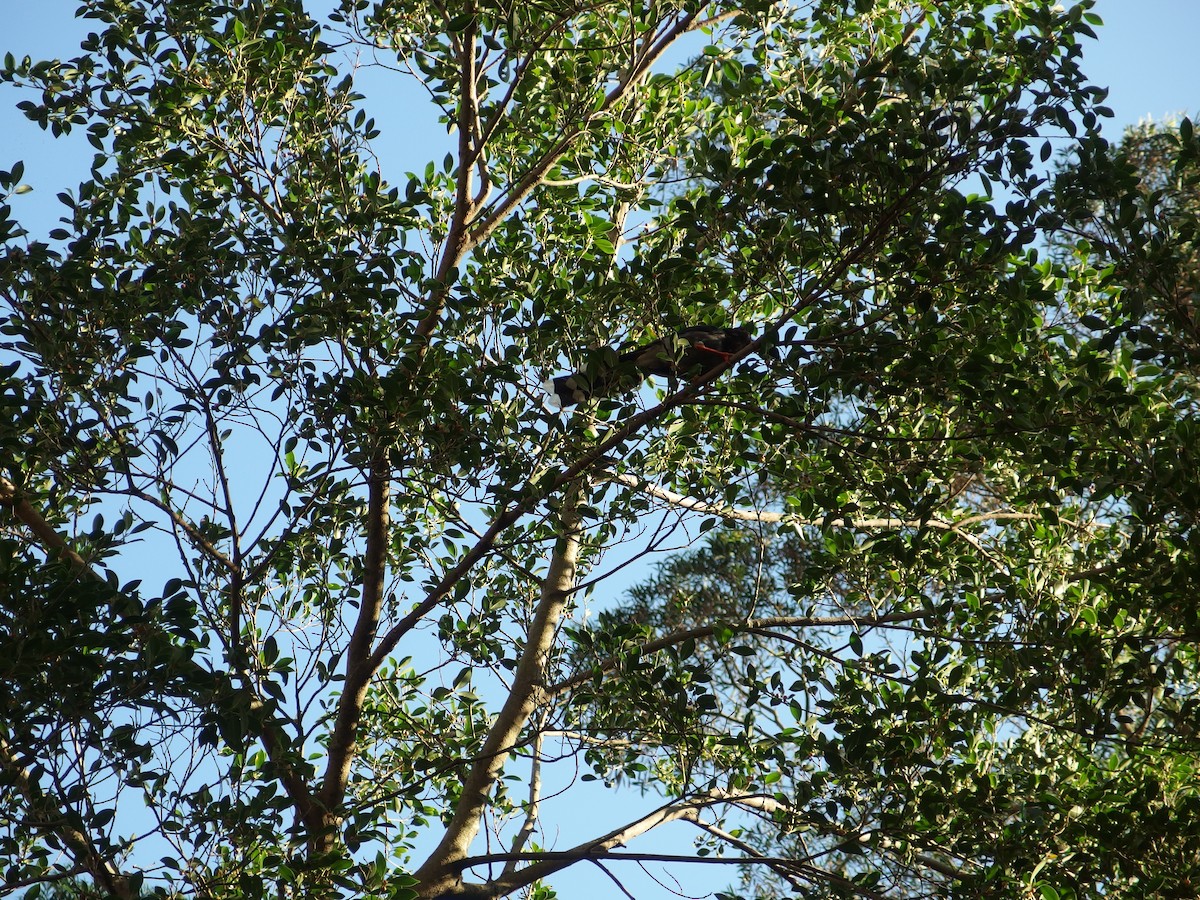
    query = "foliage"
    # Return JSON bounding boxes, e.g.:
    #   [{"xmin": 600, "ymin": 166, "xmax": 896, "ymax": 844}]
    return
[{"xmin": 4, "ymin": 1, "xmax": 1195, "ymax": 899}]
